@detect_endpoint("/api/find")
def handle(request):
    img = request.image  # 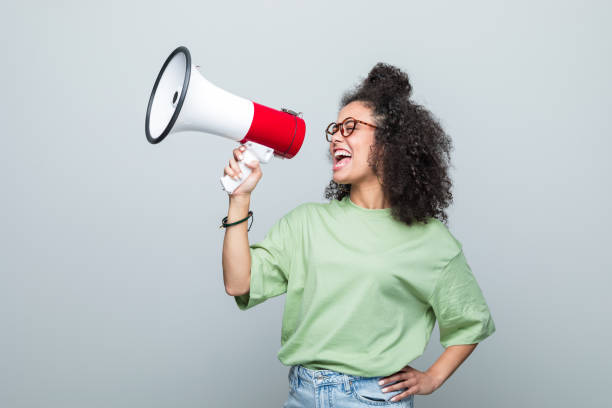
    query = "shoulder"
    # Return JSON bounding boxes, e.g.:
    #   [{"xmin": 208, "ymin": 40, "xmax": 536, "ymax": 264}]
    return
[
  {"xmin": 276, "ymin": 200, "xmax": 326, "ymax": 227},
  {"xmin": 278, "ymin": 200, "xmax": 334, "ymax": 230},
  {"xmin": 285, "ymin": 200, "xmax": 330, "ymax": 218},
  {"xmin": 421, "ymin": 217, "xmax": 464, "ymax": 262}
]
